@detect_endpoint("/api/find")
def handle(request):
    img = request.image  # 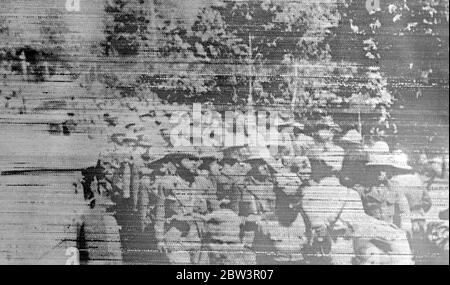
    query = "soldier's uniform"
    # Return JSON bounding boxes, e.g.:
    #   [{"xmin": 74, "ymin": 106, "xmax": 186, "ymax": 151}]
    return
[
  {"xmin": 353, "ymin": 220, "xmax": 413, "ymax": 265},
  {"xmin": 254, "ymin": 213, "xmax": 308, "ymax": 265},
  {"xmin": 293, "ymin": 133, "xmax": 315, "ymax": 157},
  {"xmin": 302, "ymin": 176, "xmax": 367, "ymax": 265},
  {"xmin": 152, "ymin": 160, "xmax": 209, "ymax": 264},
  {"xmin": 215, "ymin": 170, "xmax": 244, "ymax": 214},
  {"xmin": 339, "ymin": 130, "xmax": 367, "ymax": 188},
  {"xmin": 205, "ymin": 209, "xmax": 256, "ymax": 265},
  {"xmin": 238, "ymin": 162, "xmax": 277, "ymax": 249},
  {"xmin": 248, "ymin": 159, "xmax": 309, "ymax": 265},
  {"xmin": 241, "ymin": 175, "xmax": 276, "ymax": 216},
  {"xmin": 216, "ymin": 145, "xmax": 250, "ymax": 214},
  {"xmin": 302, "ymin": 176, "xmax": 413, "ymax": 264},
  {"xmin": 358, "ymin": 183, "xmax": 410, "ymax": 227},
  {"xmin": 359, "ymin": 144, "xmax": 412, "ymax": 229},
  {"xmin": 390, "ymin": 173, "xmax": 431, "ymax": 223},
  {"xmin": 390, "ymin": 172, "xmax": 432, "ymax": 261}
]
